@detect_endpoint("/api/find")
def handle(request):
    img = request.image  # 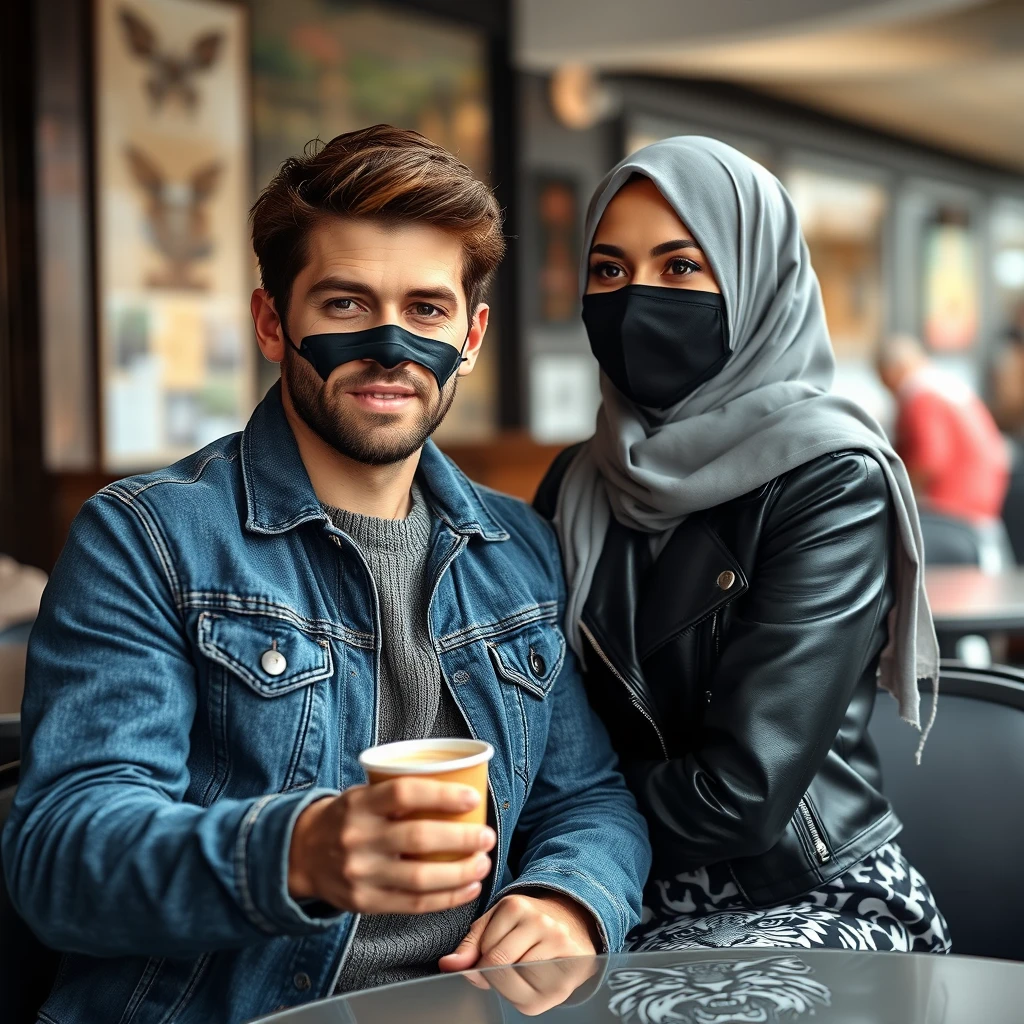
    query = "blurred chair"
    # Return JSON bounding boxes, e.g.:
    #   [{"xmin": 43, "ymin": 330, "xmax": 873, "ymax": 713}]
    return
[
  {"xmin": 1001, "ymin": 438, "xmax": 1024, "ymax": 565},
  {"xmin": 918, "ymin": 512, "xmax": 1015, "ymax": 663},
  {"xmin": 1, "ymin": 761, "xmax": 61, "ymax": 1024},
  {"xmin": 870, "ymin": 666, "xmax": 1024, "ymax": 960},
  {"xmin": 918, "ymin": 511, "xmax": 1015, "ymax": 574}
]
